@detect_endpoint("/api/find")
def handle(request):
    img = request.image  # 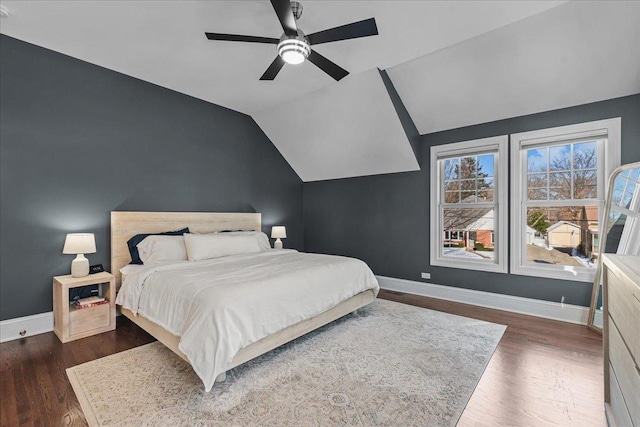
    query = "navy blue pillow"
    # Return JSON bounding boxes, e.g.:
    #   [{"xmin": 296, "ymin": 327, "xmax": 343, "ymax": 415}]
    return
[{"xmin": 127, "ymin": 228, "xmax": 189, "ymax": 265}]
